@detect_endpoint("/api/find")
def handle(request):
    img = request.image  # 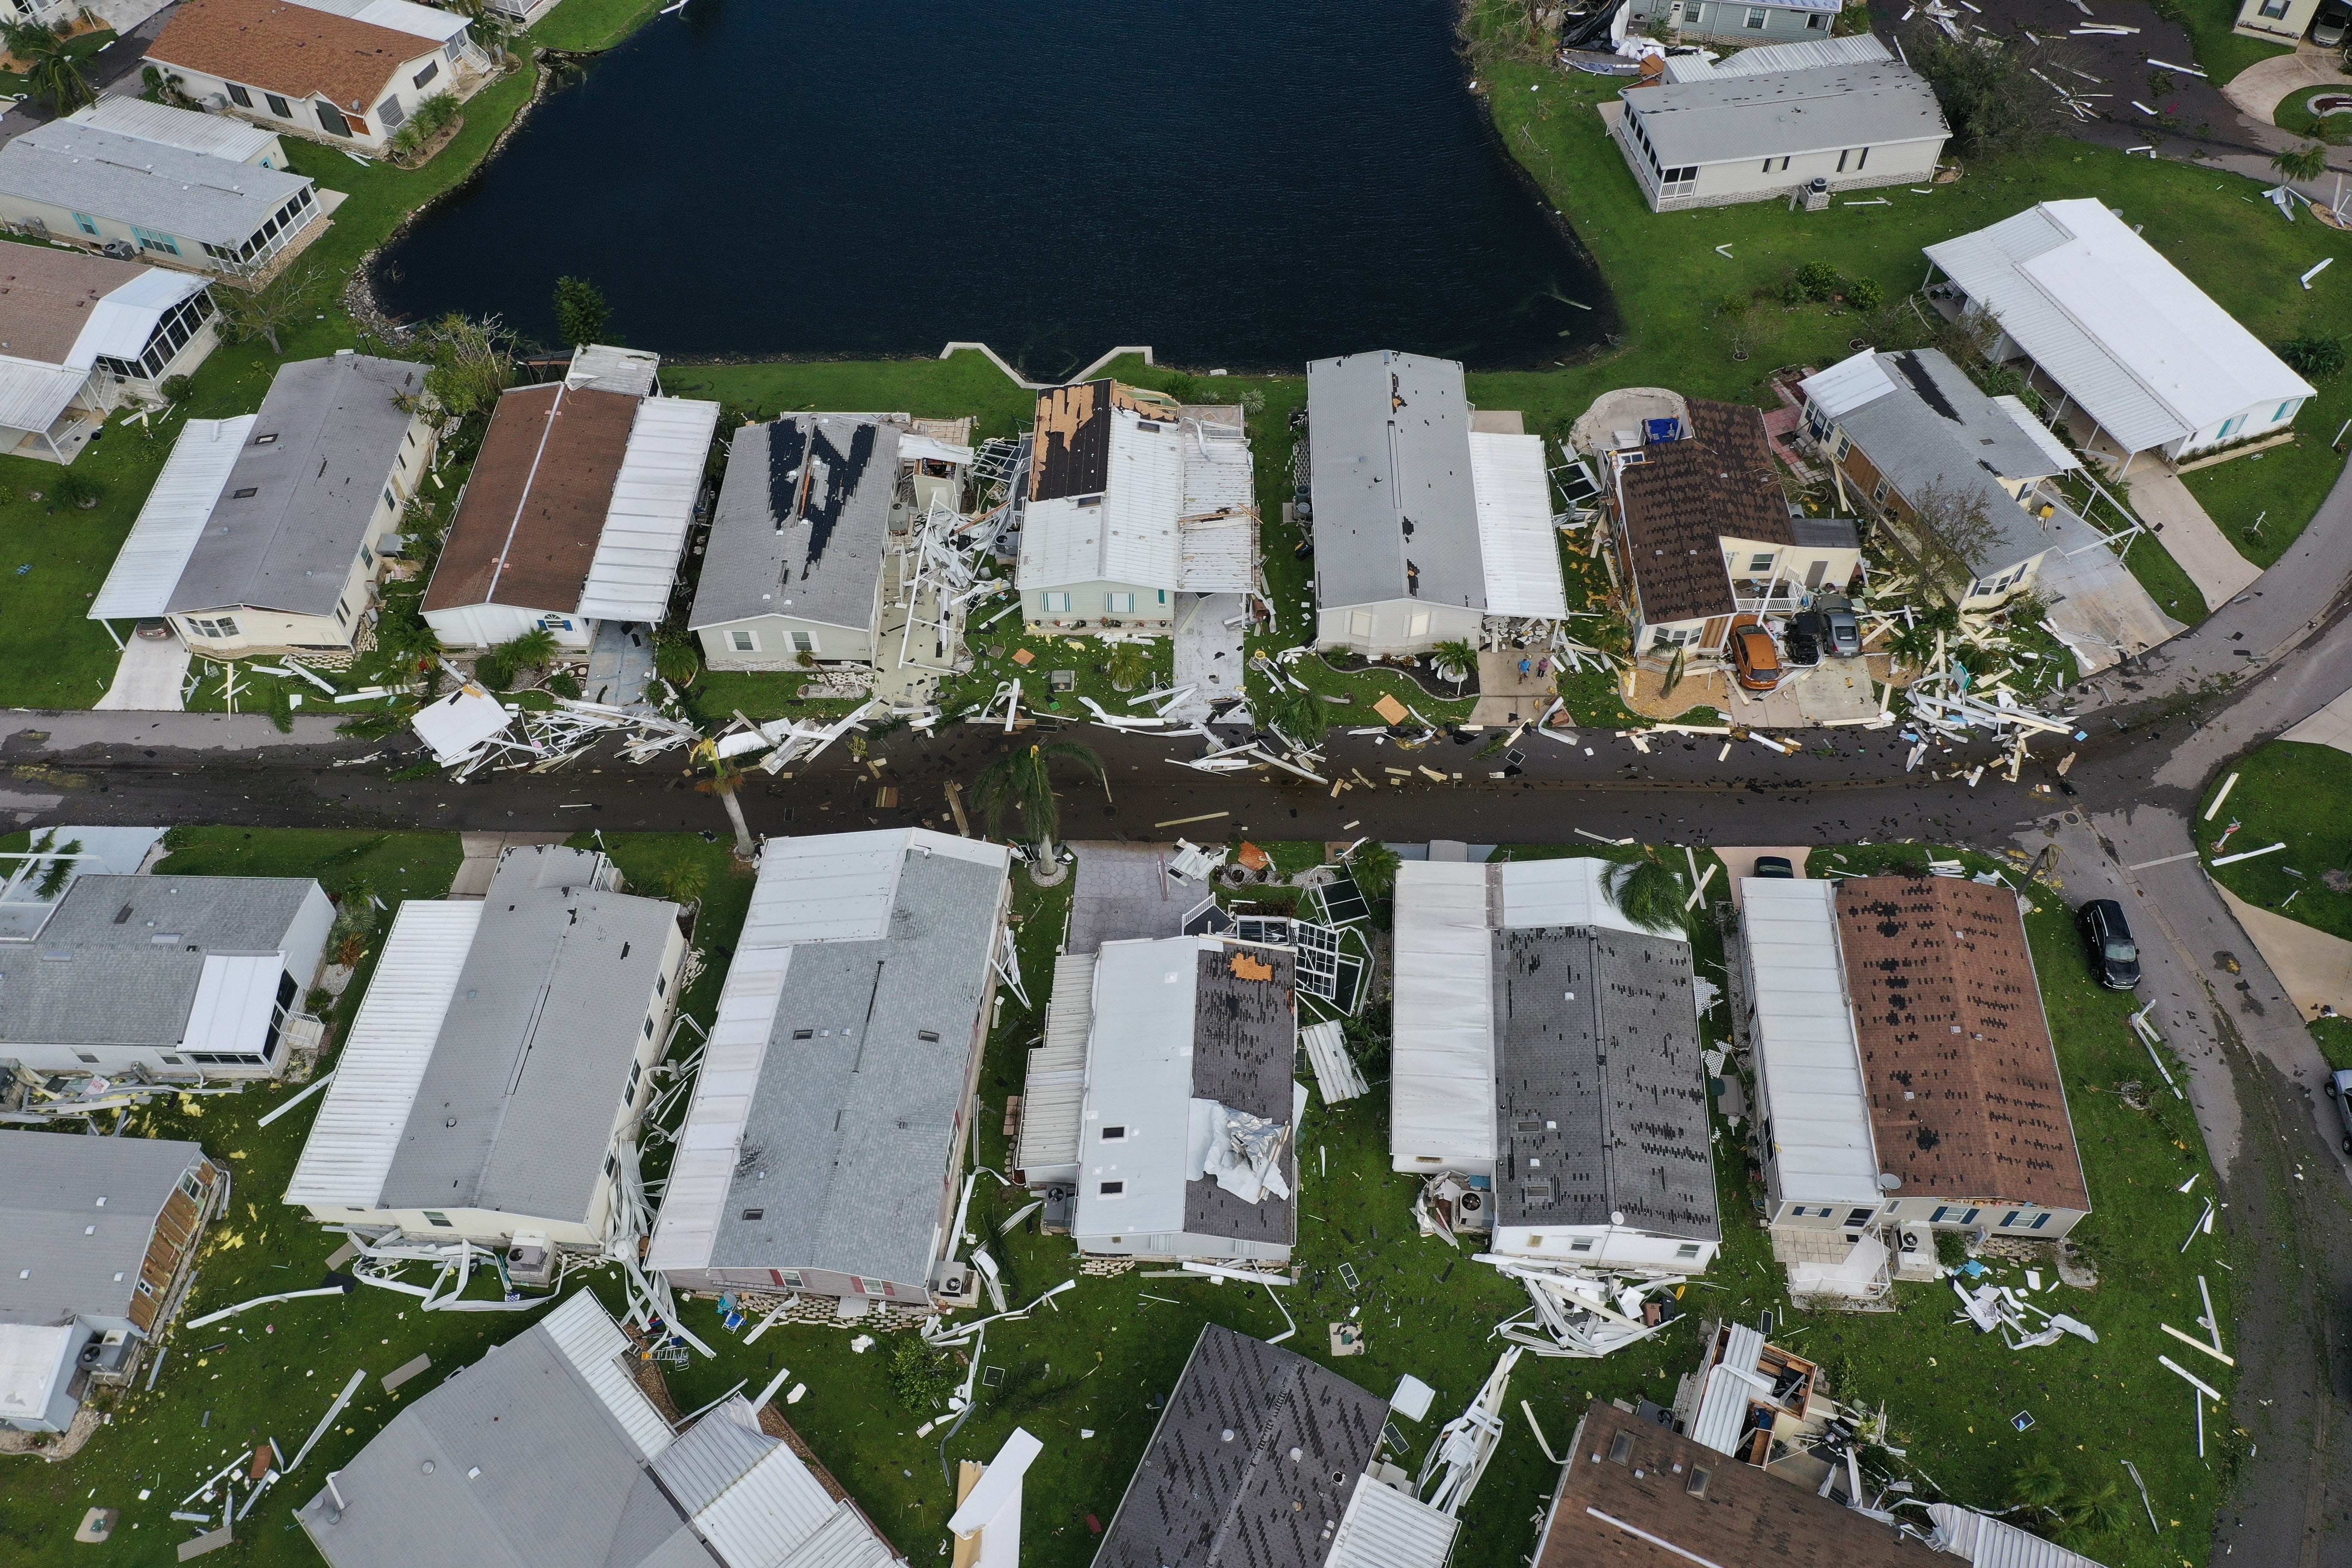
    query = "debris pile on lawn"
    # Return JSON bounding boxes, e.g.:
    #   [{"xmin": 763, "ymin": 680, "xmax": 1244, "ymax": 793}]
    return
[
  {"xmin": 1412, "ymin": 1171, "xmax": 1492, "ymax": 1247},
  {"xmin": 1950, "ymin": 1275, "xmax": 2099, "ymax": 1348},
  {"xmin": 1416, "ymin": 1347, "xmax": 1519, "ymax": 1515},
  {"xmin": 1481, "ymin": 1256, "xmax": 1689, "ymax": 1358}
]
